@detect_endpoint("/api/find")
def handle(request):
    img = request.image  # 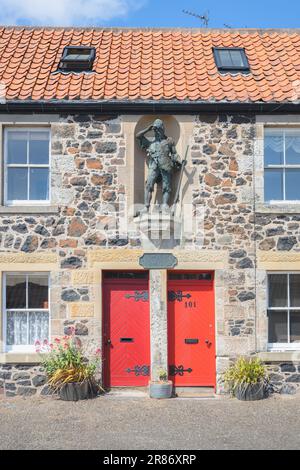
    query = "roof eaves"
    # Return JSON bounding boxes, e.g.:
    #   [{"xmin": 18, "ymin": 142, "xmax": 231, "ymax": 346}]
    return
[{"xmin": 1, "ymin": 98, "xmax": 300, "ymax": 115}]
